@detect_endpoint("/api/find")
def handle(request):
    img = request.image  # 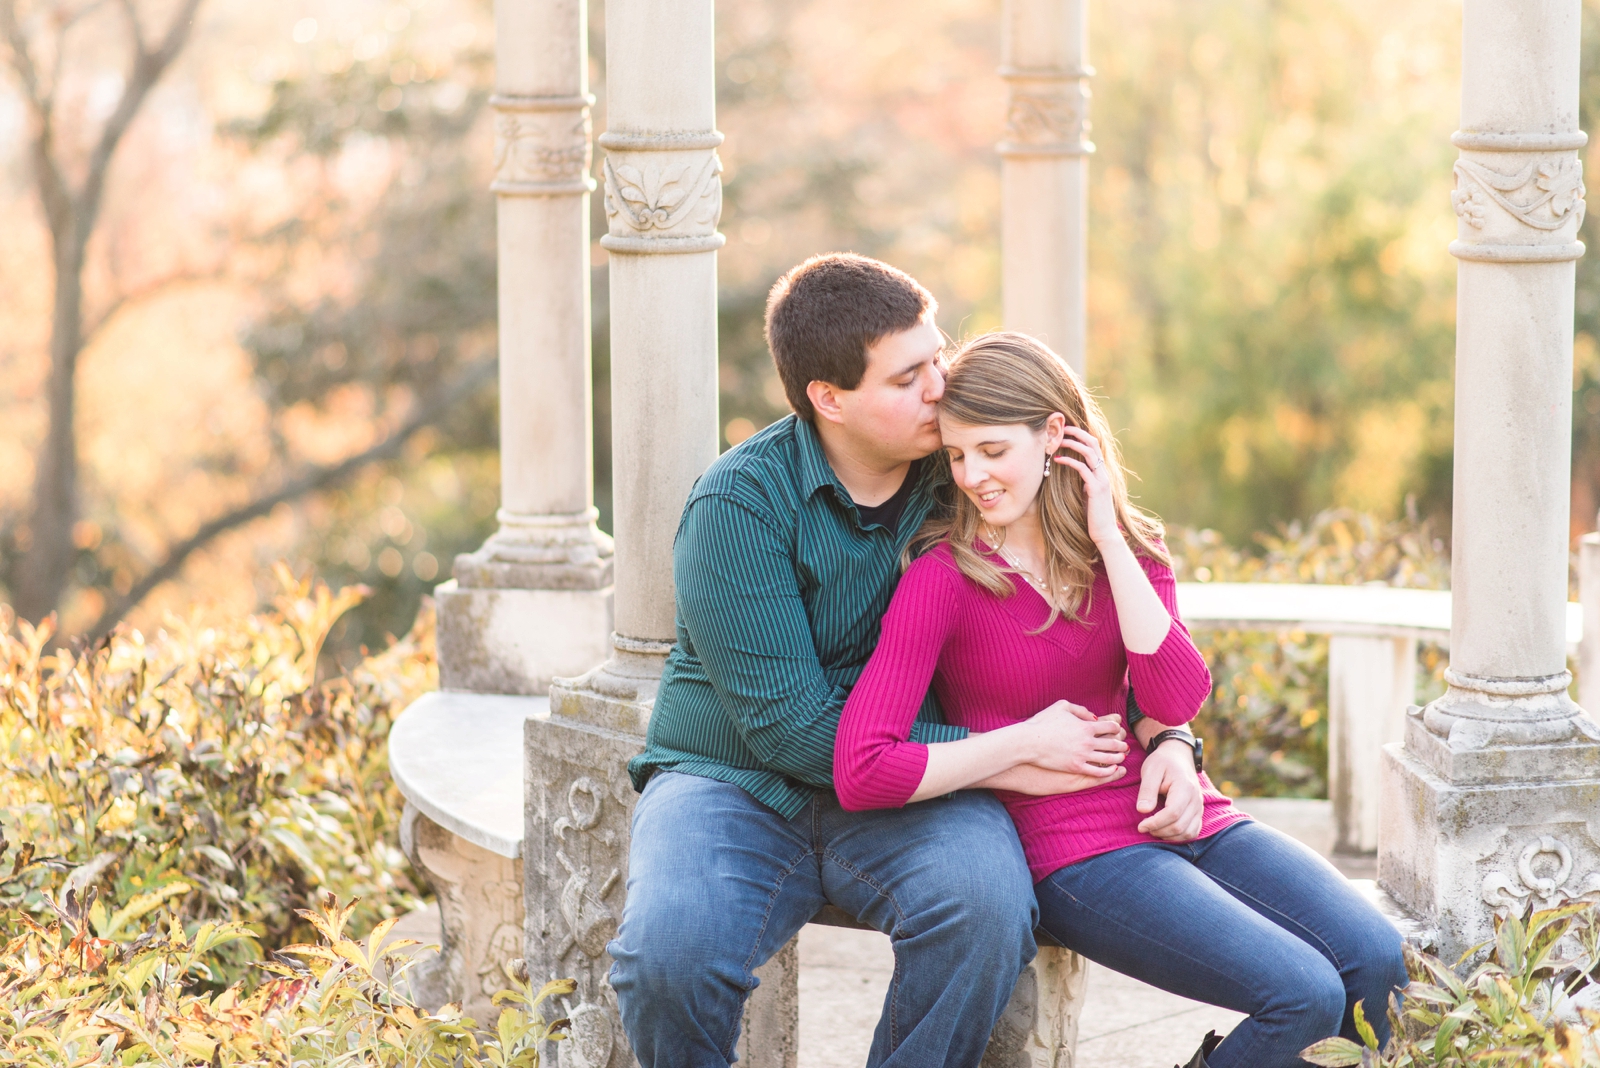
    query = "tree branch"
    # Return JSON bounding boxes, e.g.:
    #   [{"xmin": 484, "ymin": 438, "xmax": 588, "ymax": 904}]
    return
[
  {"xmin": 0, "ymin": 0, "xmax": 73, "ymax": 239},
  {"xmin": 78, "ymin": 0, "xmax": 204, "ymax": 238},
  {"xmin": 81, "ymin": 265, "xmax": 226, "ymax": 344},
  {"xmin": 87, "ymin": 358, "xmax": 497, "ymax": 638}
]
